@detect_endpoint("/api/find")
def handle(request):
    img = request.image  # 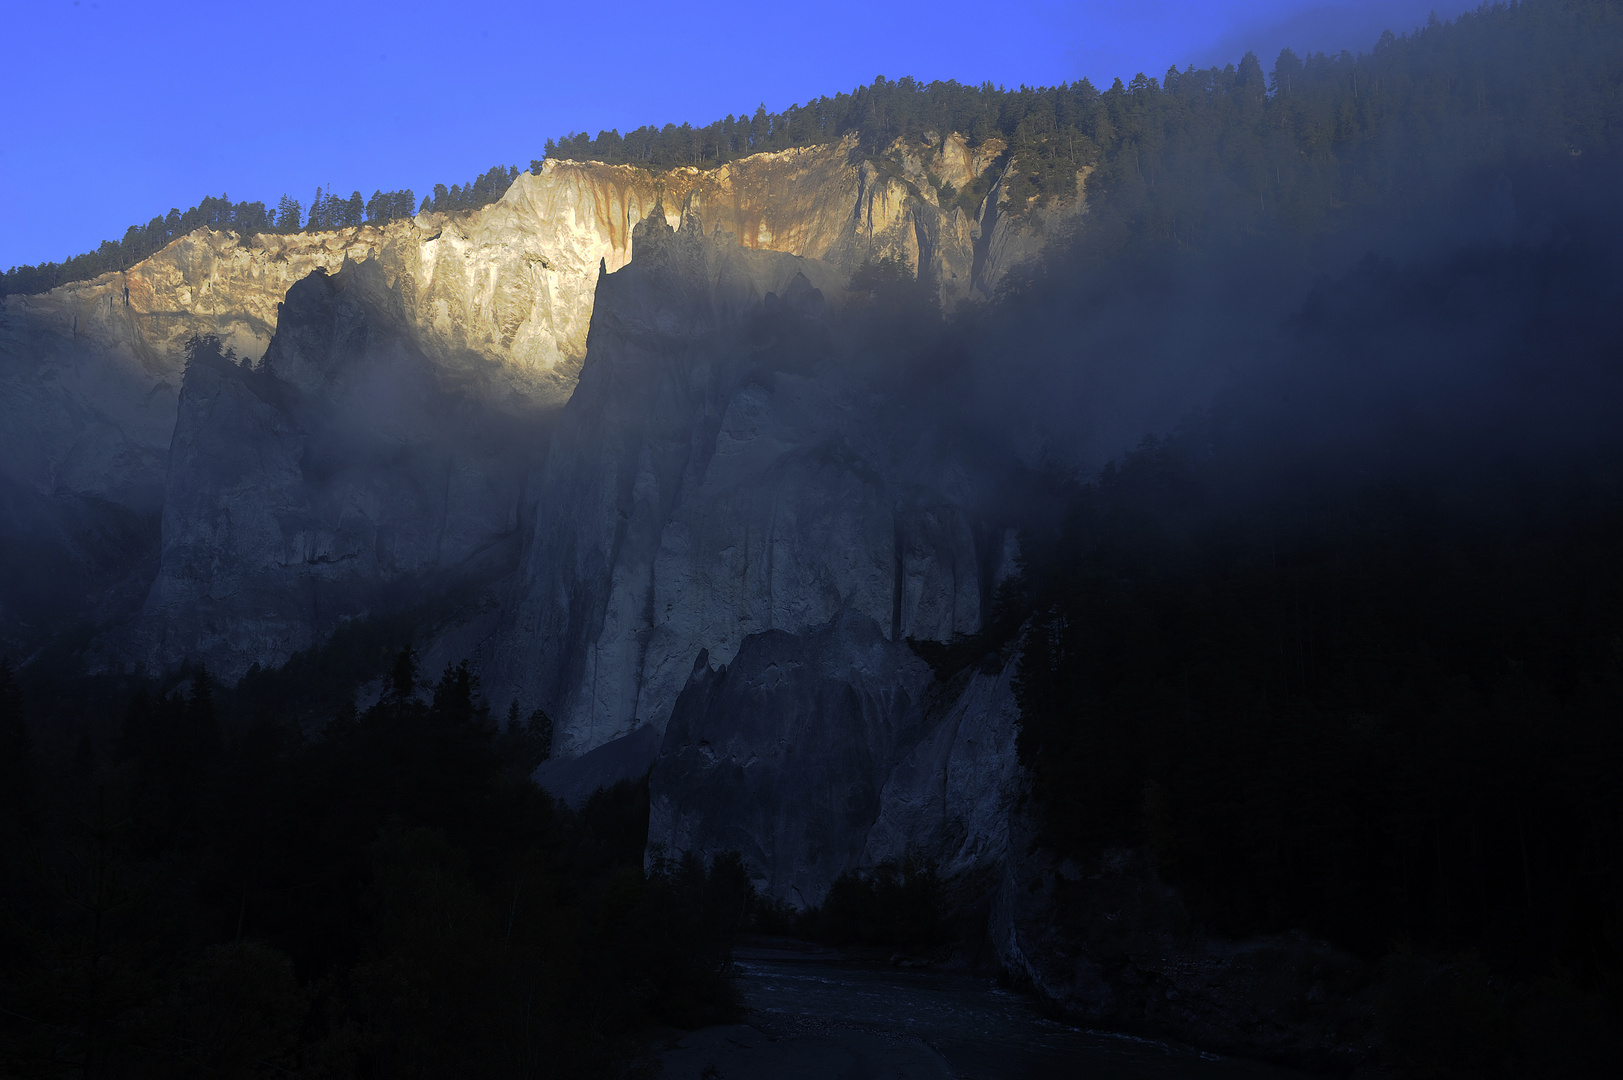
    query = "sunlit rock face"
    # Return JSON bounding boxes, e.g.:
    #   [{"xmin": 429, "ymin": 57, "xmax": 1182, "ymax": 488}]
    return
[
  {"xmin": 497, "ymin": 209, "xmax": 1005, "ymax": 757},
  {"xmin": 0, "ymin": 134, "xmax": 1072, "ymax": 653},
  {"xmin": 134, "ymin": 261, "xmax": 548, "ymax": 676},
  {"xmin": 2, "ymin": 132, "xmax": 1076, "ymax": 671},
  {"xmin": 0, "ymin": 184, "xmax": 629, "ymax": 528},
  {"xmin": 0, "ymin": 133, "xmax": 1077, "ymax": 508}
]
